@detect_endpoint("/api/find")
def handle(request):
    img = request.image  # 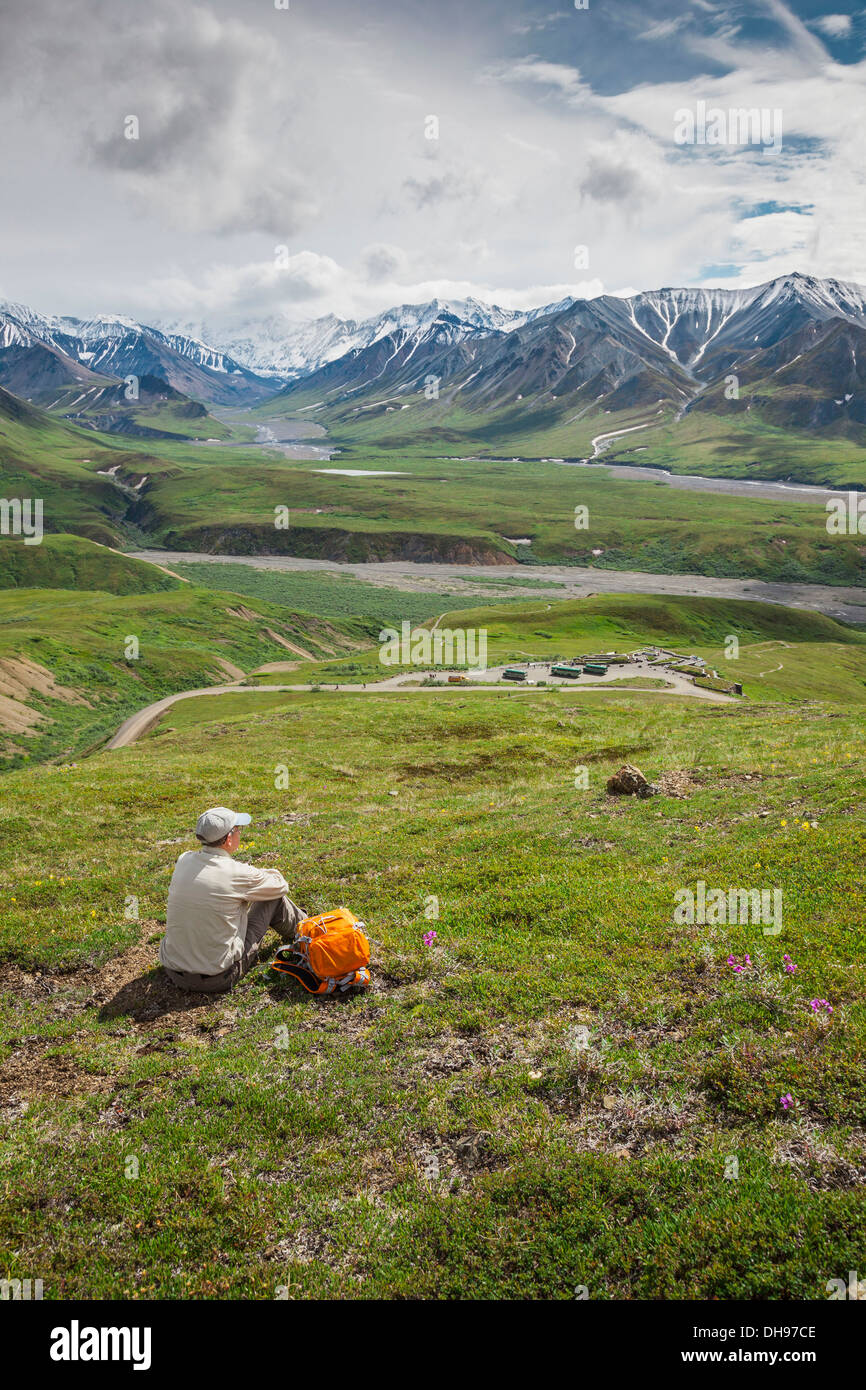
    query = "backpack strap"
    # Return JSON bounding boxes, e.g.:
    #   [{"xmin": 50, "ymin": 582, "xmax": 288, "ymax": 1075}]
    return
[{"xmin": 269, "ymin": 953, "xmax": 326, "ymax": 994}]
